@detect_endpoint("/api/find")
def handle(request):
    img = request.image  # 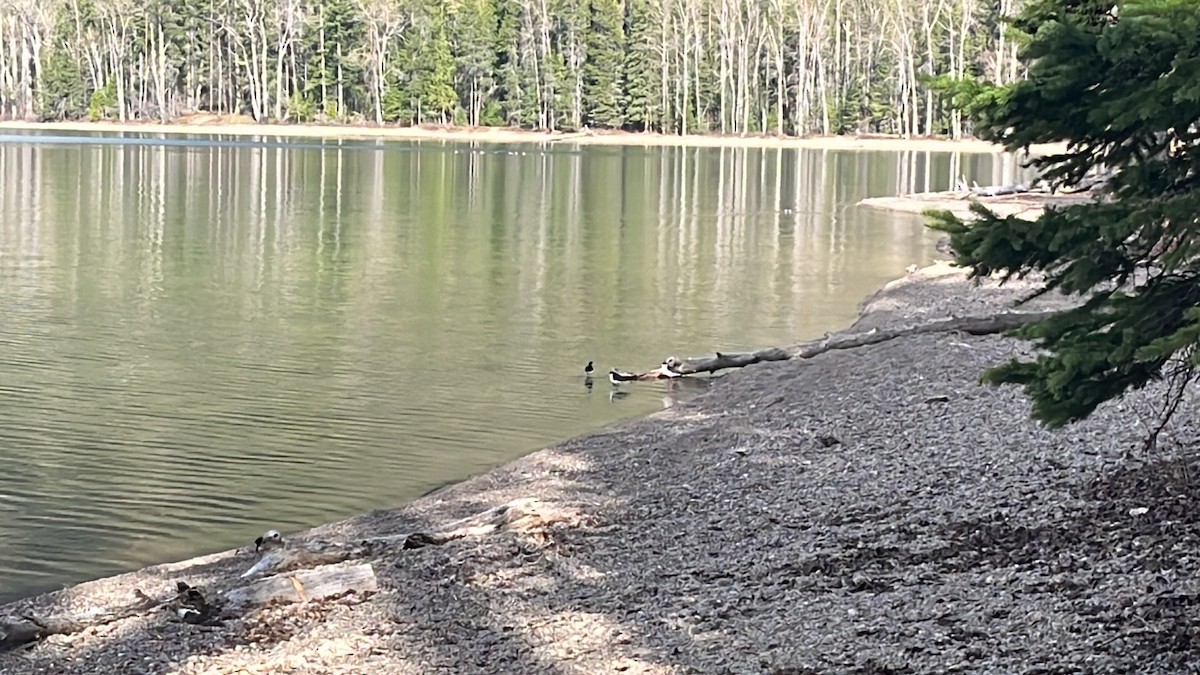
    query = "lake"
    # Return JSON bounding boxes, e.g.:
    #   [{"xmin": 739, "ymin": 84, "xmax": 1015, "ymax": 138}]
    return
[{"xmin": 0, "ymin": 132, "xmax": 1022, "ymax": 603}]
